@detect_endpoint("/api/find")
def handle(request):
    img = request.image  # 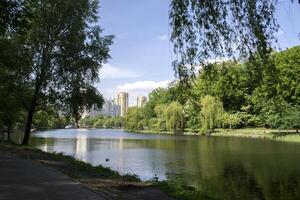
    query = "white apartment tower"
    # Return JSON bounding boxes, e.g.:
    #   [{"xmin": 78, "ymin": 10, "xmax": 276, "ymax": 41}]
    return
[
  {"xmin": 117, "ymin": 92, "xmax": 129, "ymax": 116},
  {"xmin": 137, "ymin": 96, "xmax": 147, "ymax": 107}
]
